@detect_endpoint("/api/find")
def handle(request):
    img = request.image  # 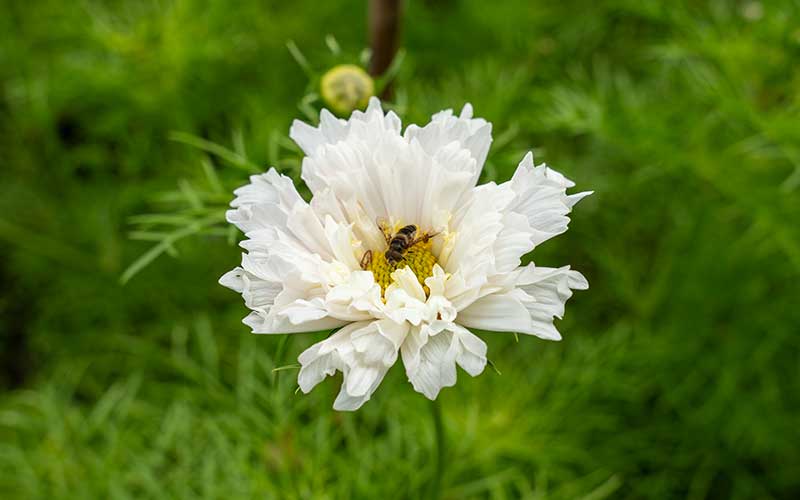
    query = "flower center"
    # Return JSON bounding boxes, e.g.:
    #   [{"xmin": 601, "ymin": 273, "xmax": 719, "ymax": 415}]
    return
[{"xmin": 365, "ymin": 239, "xmax": 438, "ymax": 296}]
